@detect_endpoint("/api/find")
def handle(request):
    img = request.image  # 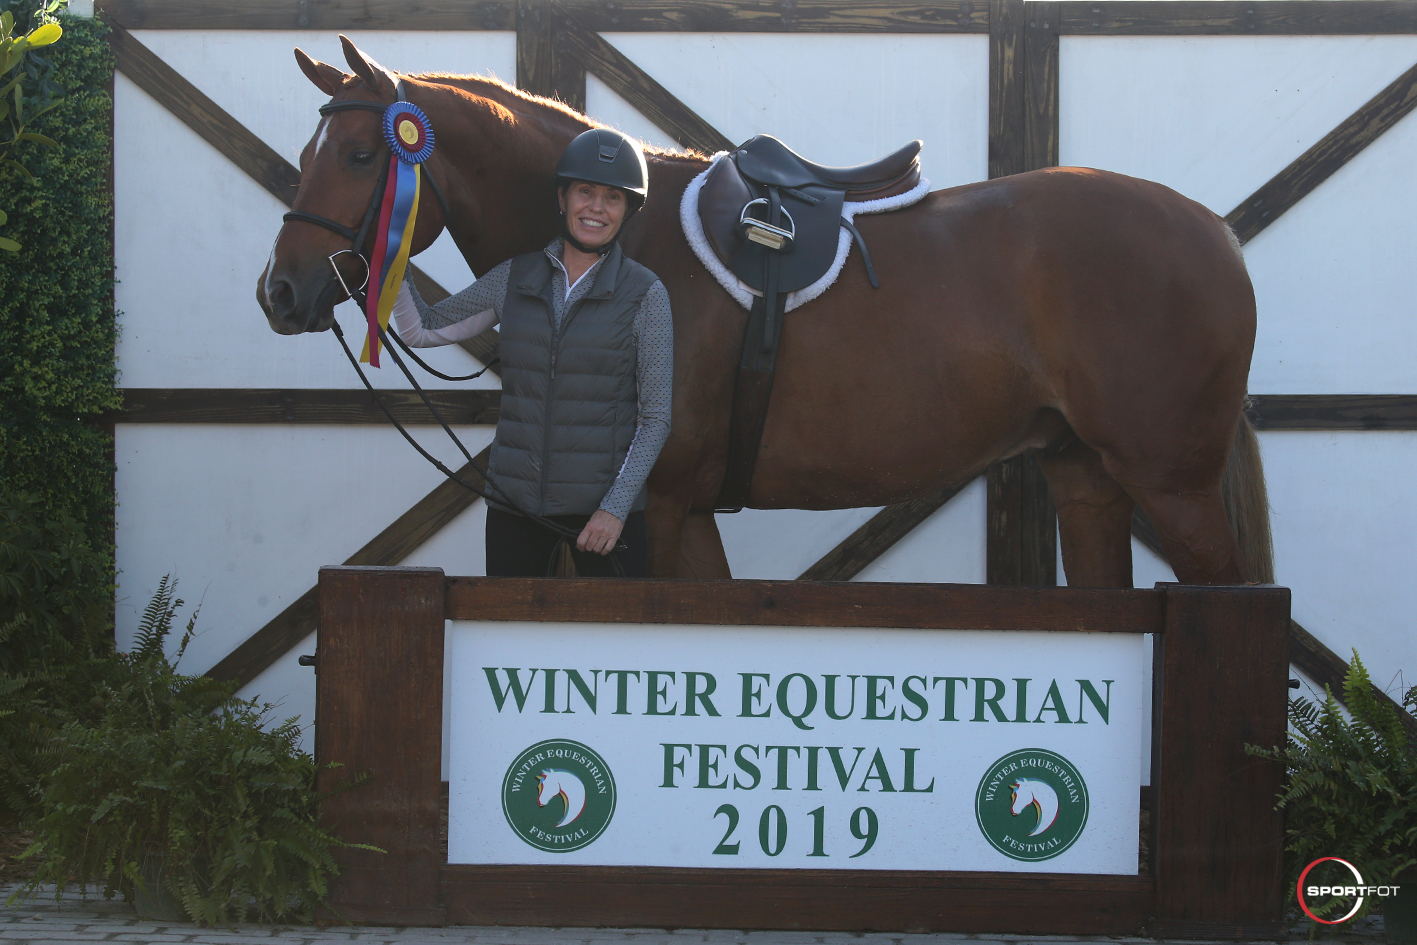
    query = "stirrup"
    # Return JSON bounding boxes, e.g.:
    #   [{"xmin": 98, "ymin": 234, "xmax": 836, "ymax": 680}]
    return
[{"xmin": 739, "ymin": 198, "xmax": 795, "ymax": 251}]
